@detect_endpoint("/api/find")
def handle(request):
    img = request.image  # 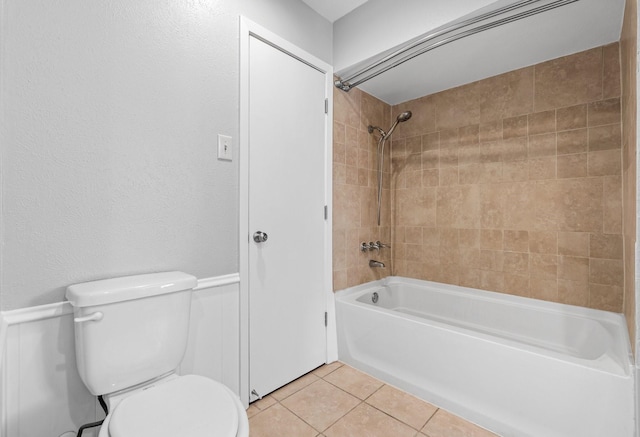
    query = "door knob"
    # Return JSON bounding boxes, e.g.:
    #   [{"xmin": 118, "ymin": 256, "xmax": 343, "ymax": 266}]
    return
[{"xmin": 253, "ymin": 231, "xmax": 268, "ymax": 243}]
